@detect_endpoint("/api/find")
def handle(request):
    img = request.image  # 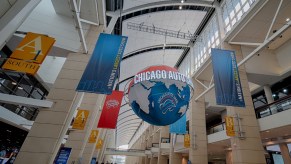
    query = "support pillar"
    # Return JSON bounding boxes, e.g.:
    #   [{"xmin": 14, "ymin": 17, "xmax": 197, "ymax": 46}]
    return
[
  {"xmin": 279, "ymin": 143, "xmax": 291, "ymax": 164},
  {"xmin": 225, "ymin": 150, "xmax": 233, "ymax": 164},
  {"xmin": 263, "ymin": 85, "xmax": 274, "ymax": 104},
  {"xmin": 169, "ymin": 134, "xmax": 182, "ymax": 164},
  {"xmin": 14, "ymin": 25, "xmax": 103, "ymax": 164},
  {"xmin": 224, "ymin": 43, "xmax": 266, "ymax": 164},
  {"xmin": 158, "ymin": 126, "xmax": 169, "ymax": 164},
  {"xmin": 65, "ymin": 93, "xmax": 101, "ymax": 164},
  {"xmin": 81, "ymin": 96, "xmax": 104, "ymax": 164},
  {"xmin": 189, "ymin": 80, "xmax": 208, "ymax": 164}
]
